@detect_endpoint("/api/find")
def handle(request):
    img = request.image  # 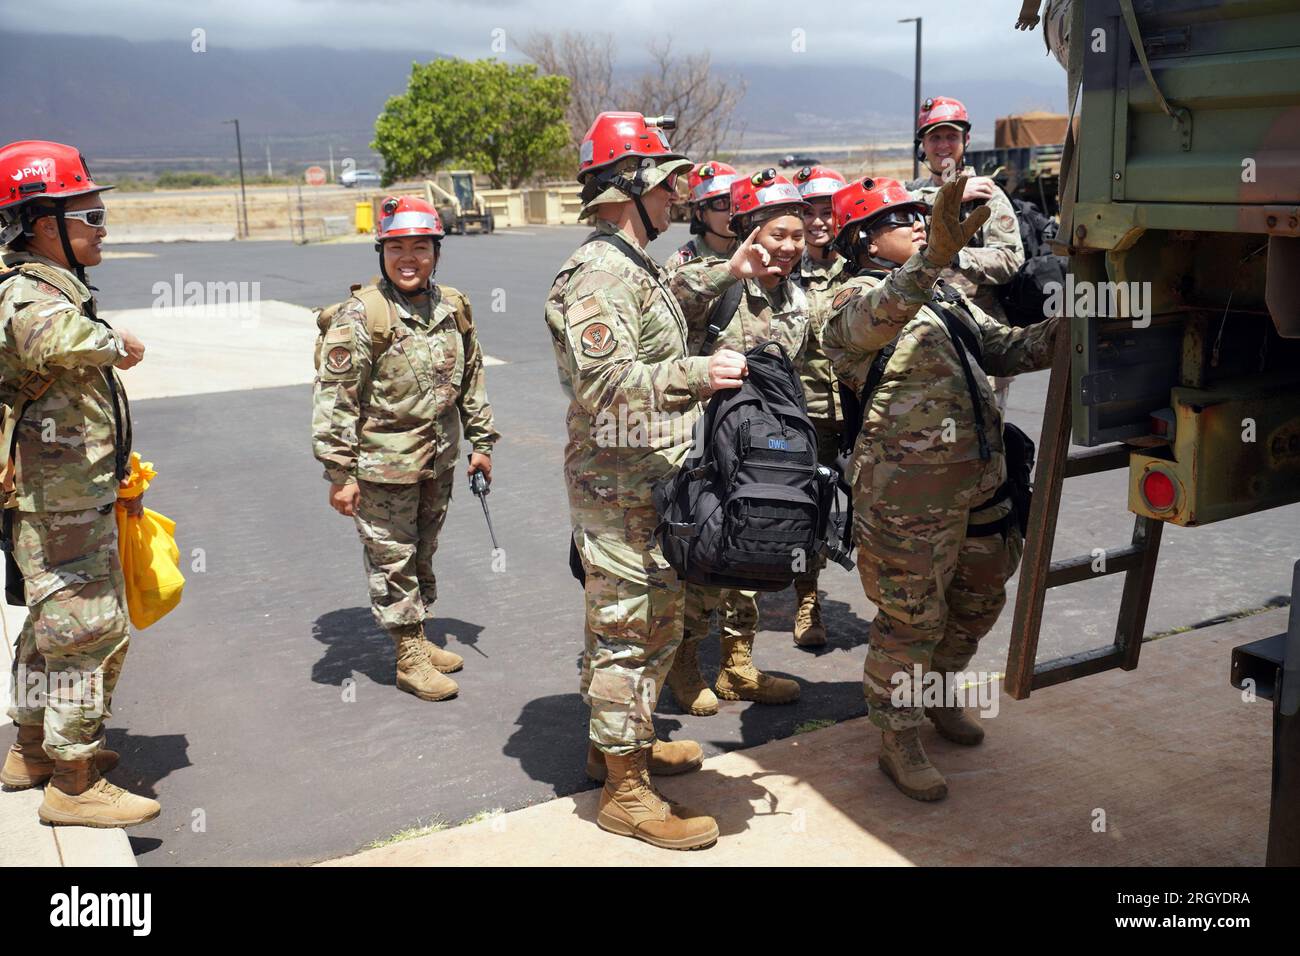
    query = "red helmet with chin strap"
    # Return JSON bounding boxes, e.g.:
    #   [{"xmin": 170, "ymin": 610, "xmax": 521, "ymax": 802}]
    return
[
  {"xmin": 578, "ymin": 111, "xmax": 684, "ymax": 184},
  {"xmin": 375, "ymin": 195, "xmax": 444, "ymax": 241},
  {"xmin": 0, "ymin": 140, "xmax": 114, "ymax": 273},
  {"xmin": 831, "ymin": 177, "xmax": 927, "ymax": 252},
  {"xmin": 0, "ymin": 140, "xmax": 113, "ymax": 214},
  {"xmin": 915, "ymin": 96, "xmax": 971, "ymax": 138},
  {"xmin": 687, "ymin": 161, "xmax": 738, "ymax": 204},
  {"xmin": 792, "ymin": 165, "xmax": 846, "ymax": 200}
]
